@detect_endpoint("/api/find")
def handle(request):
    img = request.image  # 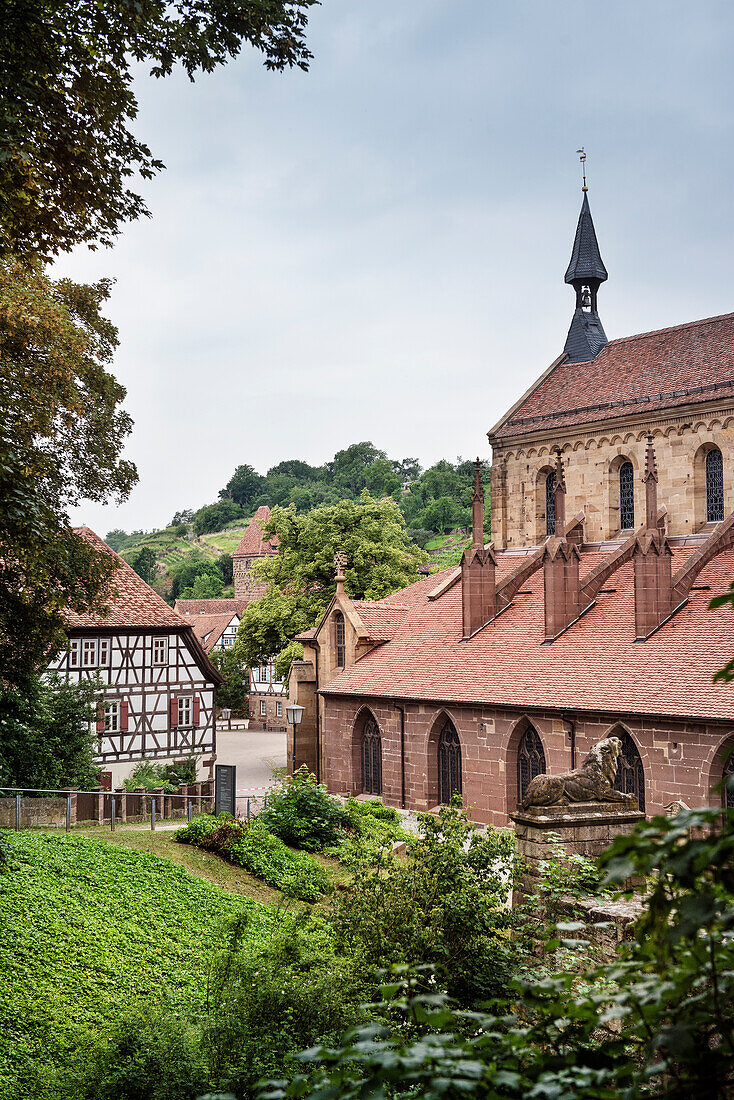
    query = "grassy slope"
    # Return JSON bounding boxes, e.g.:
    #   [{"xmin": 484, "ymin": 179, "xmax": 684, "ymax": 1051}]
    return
[{"xmin": 0, "ymin": 832, "xmax": 273, "ymax": 1095}]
